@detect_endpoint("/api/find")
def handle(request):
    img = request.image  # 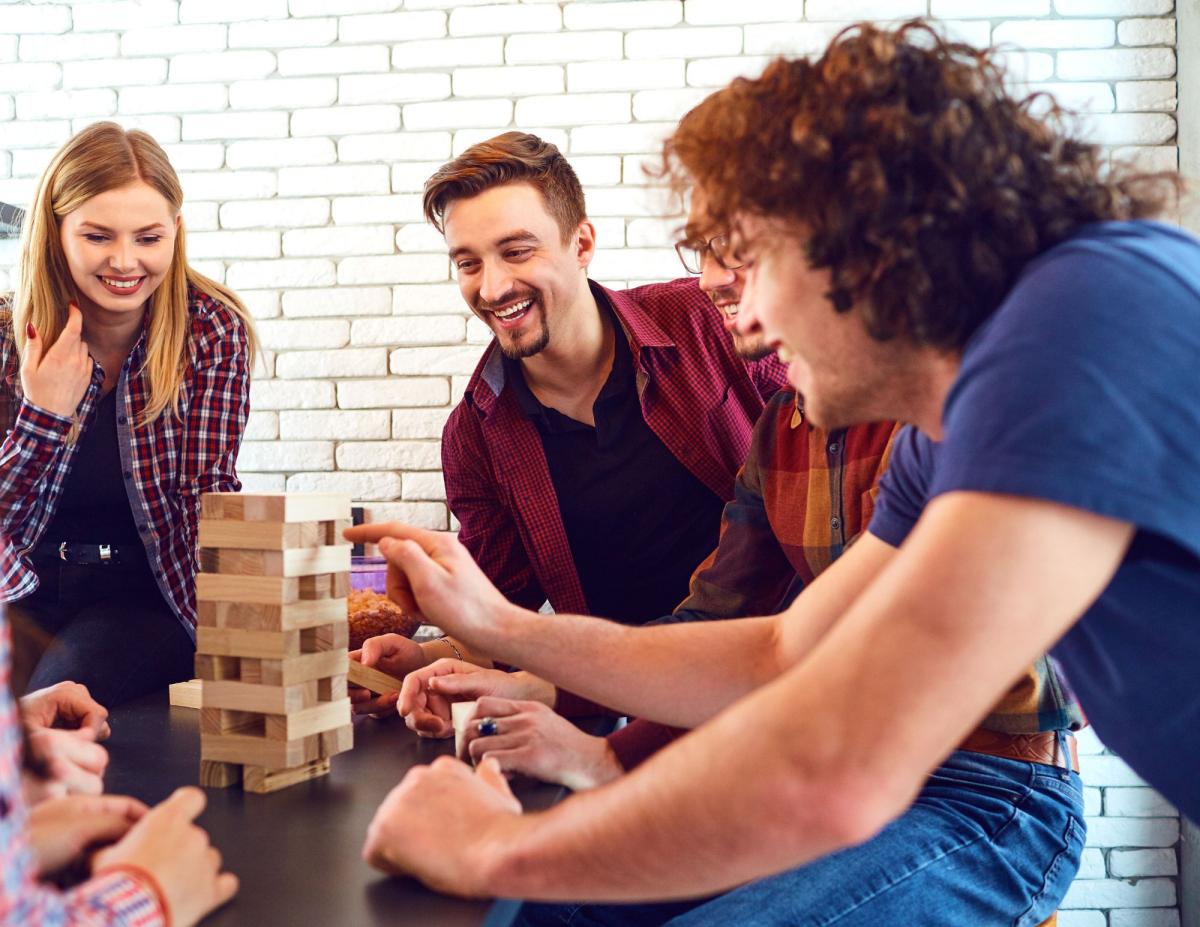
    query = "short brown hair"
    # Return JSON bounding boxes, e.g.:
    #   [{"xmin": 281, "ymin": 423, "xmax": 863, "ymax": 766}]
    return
[
  {"xmin": 423, "ymin": 132, "xmax": 586, "ymax": 243},
  {"xmin": 662, "ymin": 21, "xmax": 1181, "ymax": 350}
]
